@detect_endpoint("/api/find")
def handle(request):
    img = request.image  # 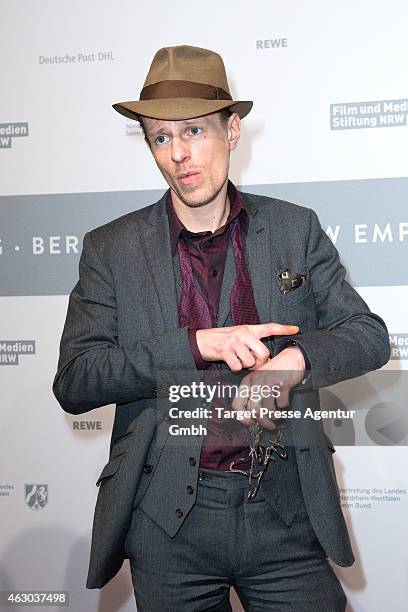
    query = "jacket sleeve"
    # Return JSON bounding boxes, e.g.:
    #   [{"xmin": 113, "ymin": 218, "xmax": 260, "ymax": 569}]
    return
[
  {"xmin": 275, "ymin": 207, "xmax": 390, "ymax": 389},
  {"xmin": 52, "ymin": 231, "xmax": 197, "ymax": 414}
]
